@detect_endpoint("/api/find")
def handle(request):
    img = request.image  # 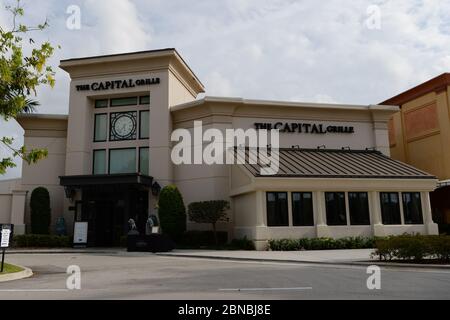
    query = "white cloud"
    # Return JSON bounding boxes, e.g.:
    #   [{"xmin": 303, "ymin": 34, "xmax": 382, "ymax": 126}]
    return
[
  {"xmin": 2, "ymin": 0, "xmax": 450, "ymax": 179},
  {"xmin": 83, "ymin": 0, "xmax": 151, "ymax": 54}
]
